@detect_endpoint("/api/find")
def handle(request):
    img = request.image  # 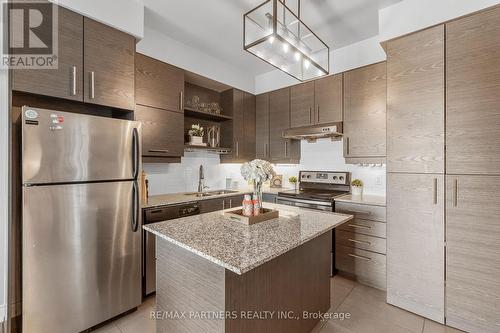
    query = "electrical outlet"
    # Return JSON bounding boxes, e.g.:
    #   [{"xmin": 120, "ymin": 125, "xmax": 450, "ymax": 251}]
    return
[{"xmin": 376, "ymin": 176, "xmax": 383, "ymax": 185}]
